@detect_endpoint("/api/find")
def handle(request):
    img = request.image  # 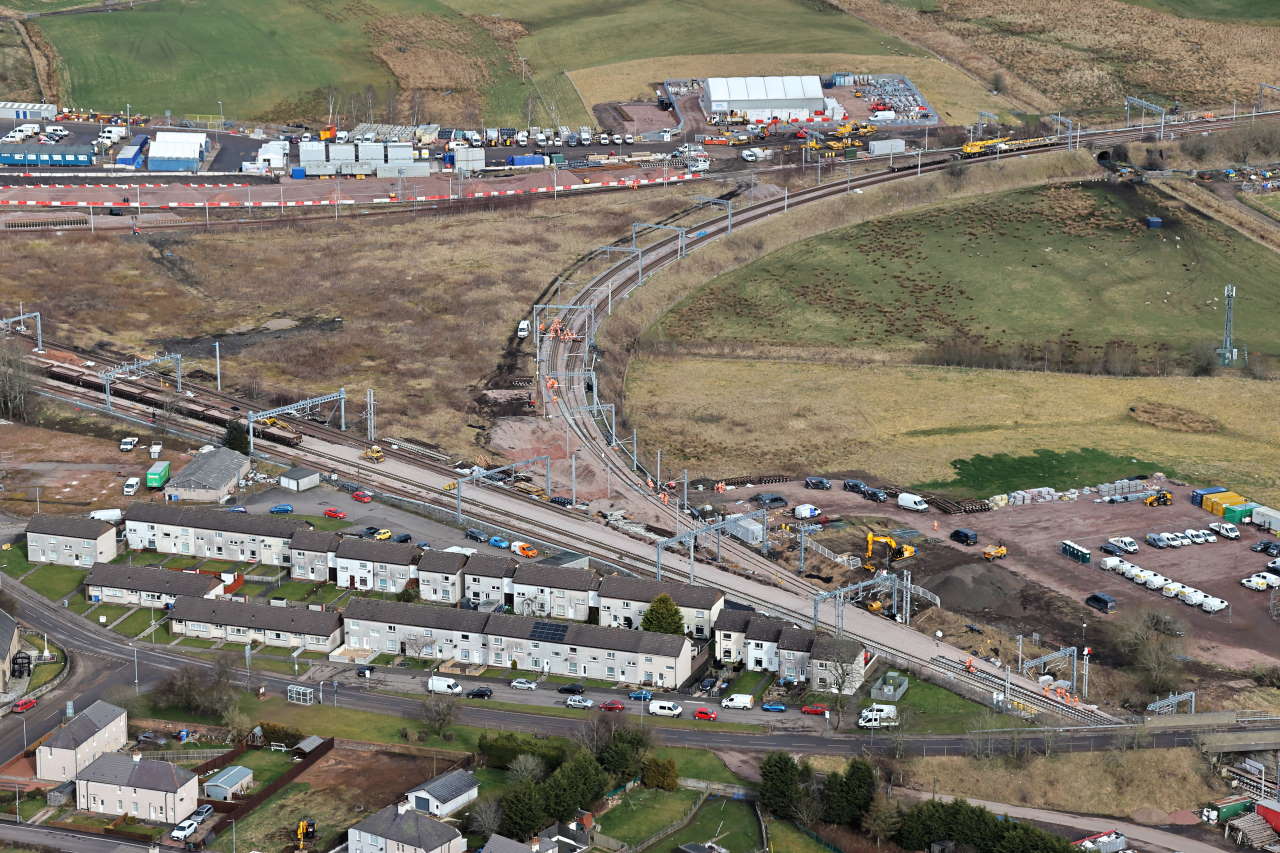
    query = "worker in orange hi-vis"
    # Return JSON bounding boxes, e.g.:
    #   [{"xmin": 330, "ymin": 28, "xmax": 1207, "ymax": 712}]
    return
[
  {"xmin": 660, "ymin": 493, "xmax": 669, "ymax": 505},
  {"xmin": 932, "ymin": 520, "xmax": 939, "ymax": 531}
]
